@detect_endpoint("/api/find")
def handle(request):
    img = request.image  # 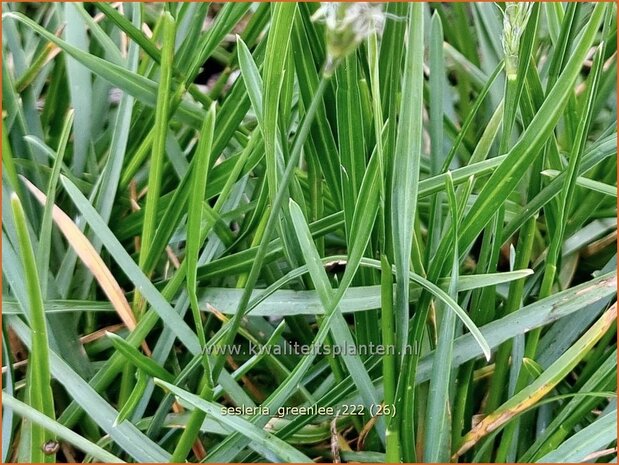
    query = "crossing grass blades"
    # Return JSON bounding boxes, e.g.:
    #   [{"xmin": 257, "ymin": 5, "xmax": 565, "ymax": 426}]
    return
[{"xmin": 2, "ymin": 2, "xmax": 617, "ymax": 463}]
